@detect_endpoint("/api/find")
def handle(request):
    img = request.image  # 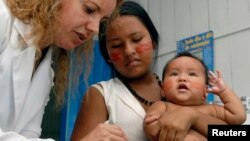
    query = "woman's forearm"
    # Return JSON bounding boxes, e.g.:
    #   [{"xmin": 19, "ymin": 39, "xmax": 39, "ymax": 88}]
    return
[{"xmin": 192, "ymin": 110, "xmax": 228, "ymax": 136}]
